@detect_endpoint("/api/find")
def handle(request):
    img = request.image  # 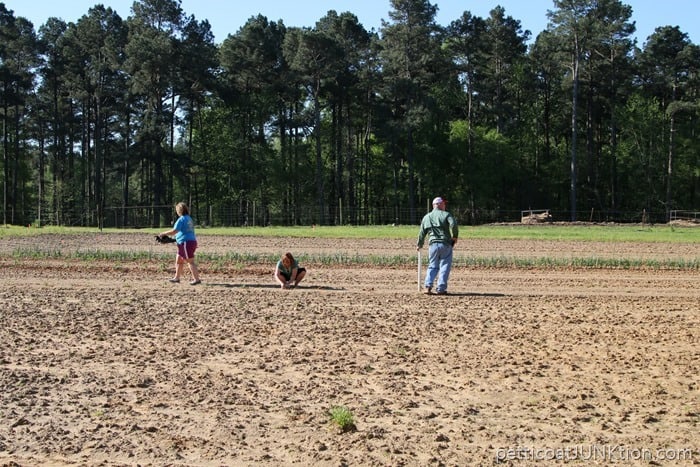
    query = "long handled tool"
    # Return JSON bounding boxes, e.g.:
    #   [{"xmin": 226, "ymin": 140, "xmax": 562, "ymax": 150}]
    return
[{"xmin": 417, "ymin": 250, "xmax": 422, "ymax": 292}]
